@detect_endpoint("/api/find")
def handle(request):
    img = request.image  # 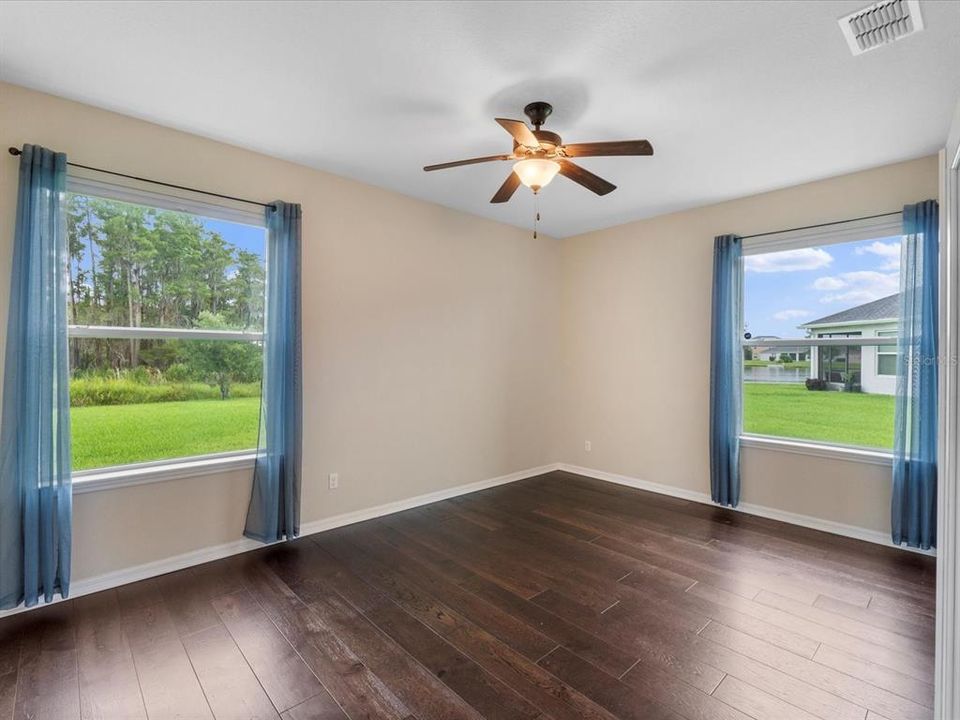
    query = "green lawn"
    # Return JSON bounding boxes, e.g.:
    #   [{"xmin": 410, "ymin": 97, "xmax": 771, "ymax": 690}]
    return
[
  {"xmin": 71, "ymin": 397, "xmax": 260, "ymax": 470},
  {"xmin": 744, "ymin": 382, "xmax": 893, "ymax": 449}
]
